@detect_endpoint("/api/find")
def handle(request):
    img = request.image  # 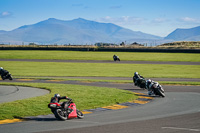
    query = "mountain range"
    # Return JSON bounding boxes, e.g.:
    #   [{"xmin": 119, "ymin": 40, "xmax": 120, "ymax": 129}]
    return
[
  {"xmin": 0, "ymin": 18, "xmax": 199, "ymax": 45},
  {"xmin": 164, "ymin": 26, "xmax": 200, "ymax": 41}
]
